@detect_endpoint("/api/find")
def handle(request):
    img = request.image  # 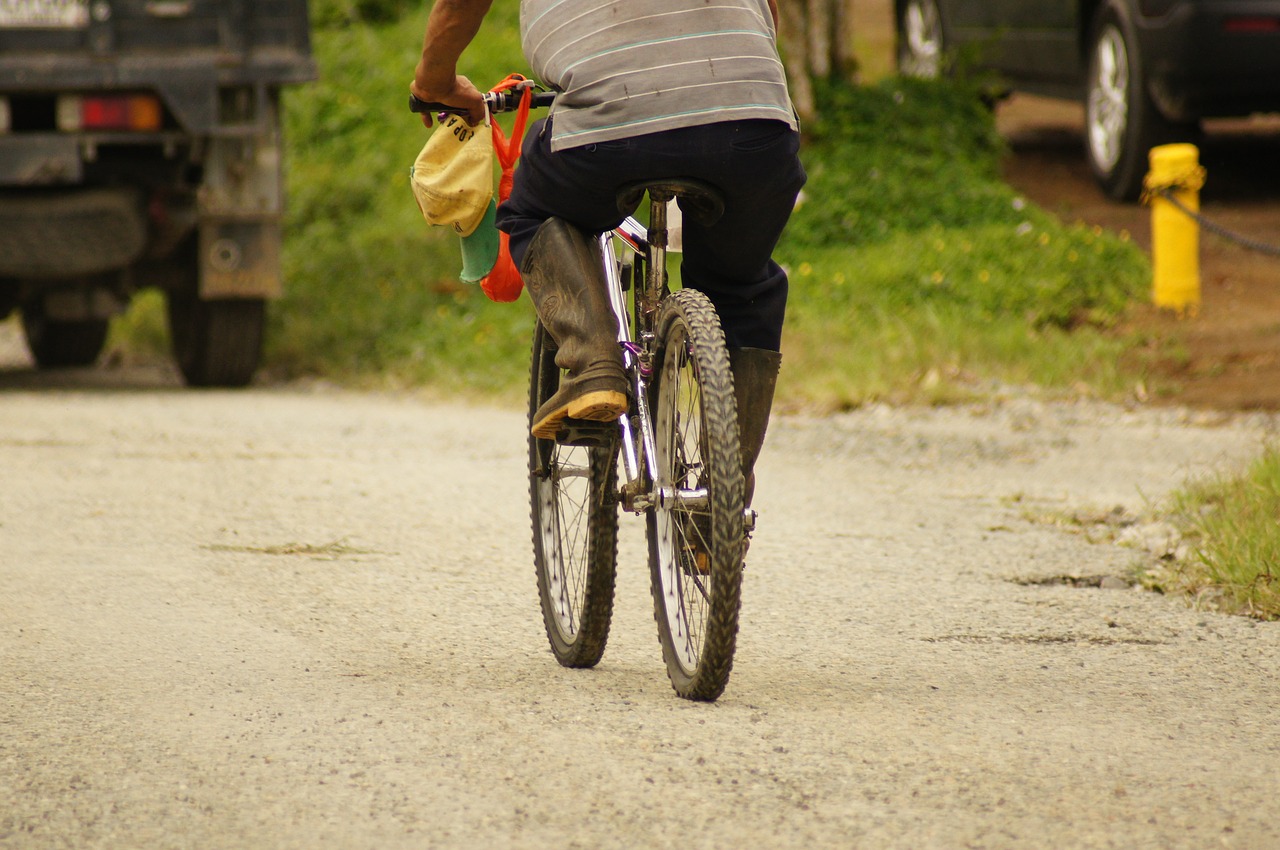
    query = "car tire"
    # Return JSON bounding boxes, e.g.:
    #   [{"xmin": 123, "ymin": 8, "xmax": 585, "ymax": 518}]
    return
[
  {"xmin": 1085, "ymin": 3, "xmax": 1190, "ymax": 201},
  {"xmin": 897, "ymin": 0, "xmax": 945, "ymax": 79}
]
